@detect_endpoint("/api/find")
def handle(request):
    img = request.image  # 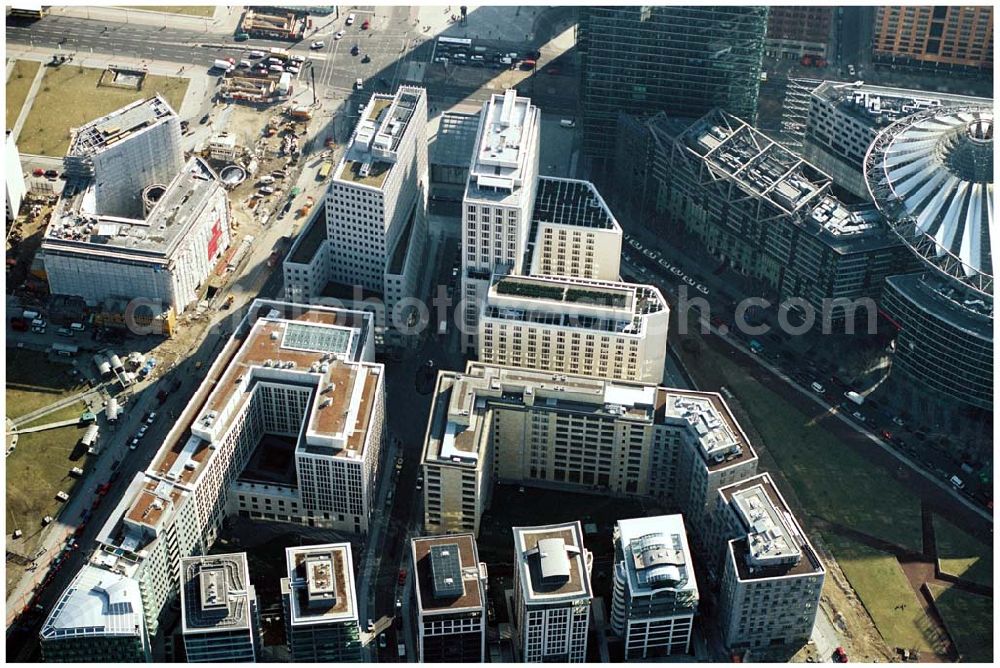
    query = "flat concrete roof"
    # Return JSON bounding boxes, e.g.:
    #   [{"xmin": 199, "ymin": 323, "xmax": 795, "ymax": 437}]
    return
[
  {"xmin": 284, "ymin": 543, "xmax": 358, "ymax": 625},
  {"xmin": 513, "ymin": 522, "xmax": 592, "ymax": 605},
  {"xmin": 412, "ymin": 534, "xmax": 485, "ymax": 616}
]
